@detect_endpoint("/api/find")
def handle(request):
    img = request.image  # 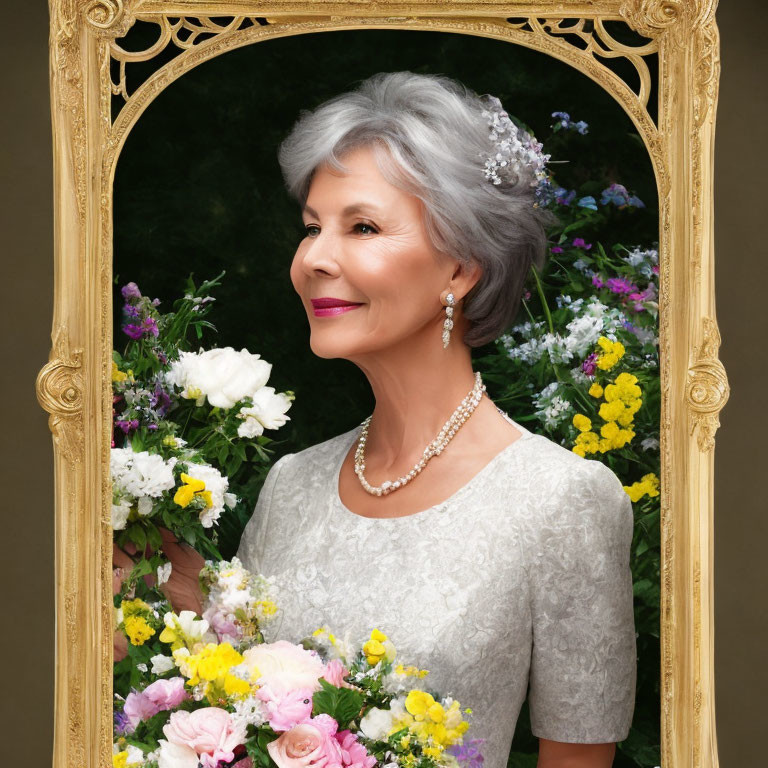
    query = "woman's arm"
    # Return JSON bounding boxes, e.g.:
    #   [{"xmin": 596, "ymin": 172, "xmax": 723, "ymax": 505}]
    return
[{"xmin": 537, "ymin": 738, "xmax": 616, "ymax": 768}]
